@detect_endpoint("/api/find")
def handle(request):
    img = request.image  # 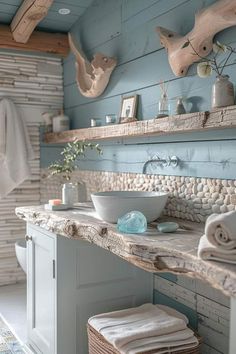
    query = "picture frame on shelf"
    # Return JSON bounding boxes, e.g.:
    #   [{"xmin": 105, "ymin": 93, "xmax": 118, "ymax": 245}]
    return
[{"xmin": 119, "ymin": 95, "xmax": 138, "ymax": 123}]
